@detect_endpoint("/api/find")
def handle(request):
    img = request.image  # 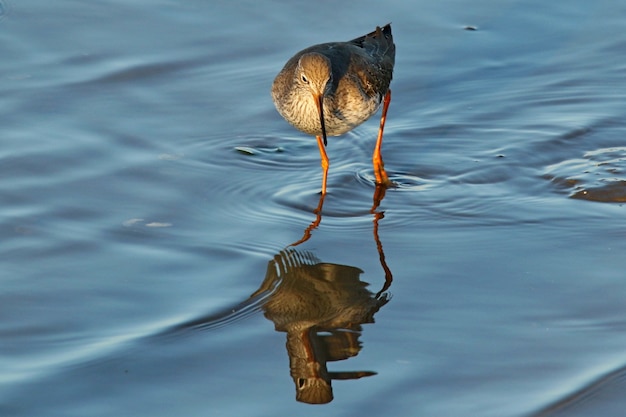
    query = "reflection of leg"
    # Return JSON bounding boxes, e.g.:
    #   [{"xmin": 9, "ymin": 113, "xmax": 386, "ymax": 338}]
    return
[
  {"xmin": 373, "ymin": 90, "xmax": 391, "ymax": 186},
  {"xmin": 290, "ymin": 192, "xmax": 325, "ymax": 247},
  {"xmin": 317, "ymin": 135, "xmax": 329, "ymax": 195},
  {"xmin": 371, "ymin": 184, "xmax": 387, "ymax": 212},
  {"xmin": 373, "ymin": 211, "xmax": 393, "ymax": 296},
  {"xmin": 371, "ymin": 185, "xmax": 393, "ymax": 297}
]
